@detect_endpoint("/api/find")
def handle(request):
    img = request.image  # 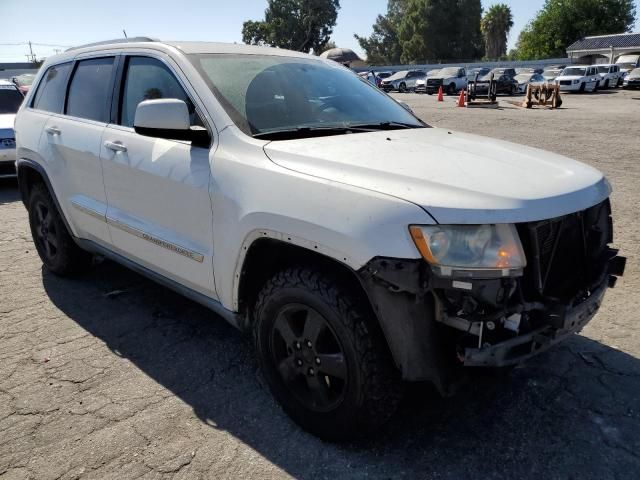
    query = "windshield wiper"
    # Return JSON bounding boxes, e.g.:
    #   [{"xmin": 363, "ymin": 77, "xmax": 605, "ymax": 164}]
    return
[
  {"xmin": 346, "ymin": 121, "xmax": 424, "ymax": 130},
  {"xmin": 253, "ymin": 122, "xmax": 424, "ymax": 141}
]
